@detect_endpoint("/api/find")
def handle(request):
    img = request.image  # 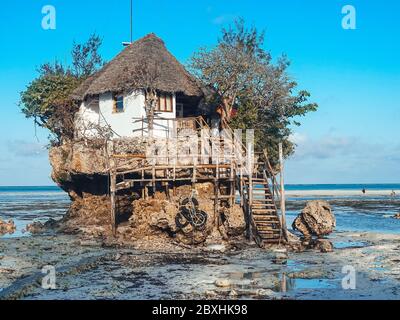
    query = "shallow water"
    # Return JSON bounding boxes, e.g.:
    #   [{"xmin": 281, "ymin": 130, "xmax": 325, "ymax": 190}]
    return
[
  {"xmin": 286, "ymin": 195, "xmax": 400, "ymax": 235},
  {"xmin": 1, "ymin": 186, "xmax": 400, "ymax": 237},
  {"xmin": 1, "ymin": 186, "xmax": 400, "ymax": 300},
  {"xmin": 0, "ymin": 187, "xmax": 69, "ymax": 239}
]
